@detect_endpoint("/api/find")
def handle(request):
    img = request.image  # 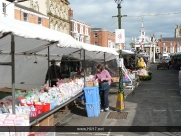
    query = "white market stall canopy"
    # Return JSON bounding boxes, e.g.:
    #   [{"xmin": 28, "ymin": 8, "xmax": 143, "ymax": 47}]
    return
[{"xmin": 0, "ymin": 16, "xmax": 119, "ymax": 90}]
